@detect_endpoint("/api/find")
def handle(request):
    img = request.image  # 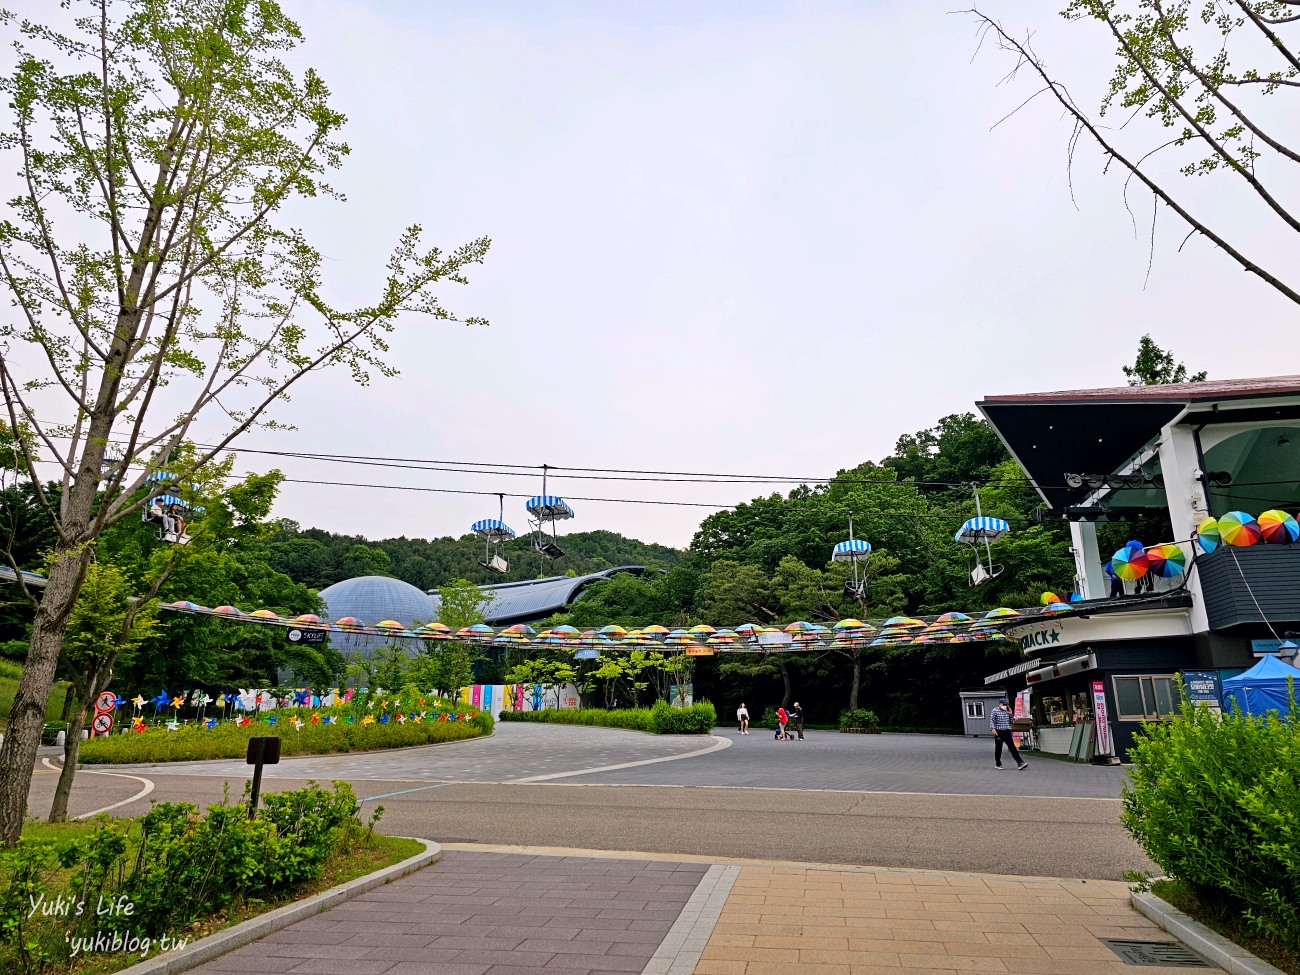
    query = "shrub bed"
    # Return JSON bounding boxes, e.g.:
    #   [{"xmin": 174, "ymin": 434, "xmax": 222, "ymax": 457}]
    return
[
  {"xmin": 79, "ymin": 706, "xmax": 492, "ymax": 764},
  {"xmin": 0, "ymin": 781, "xmax": 393, "ymax": 975},
  {"xmin": 499, "ymin": 701, "xmax": 716, "ymax": 734},
  {"xmin": 1122, "ymin": 693, "xmax": 1300, "ymax": 951}
]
